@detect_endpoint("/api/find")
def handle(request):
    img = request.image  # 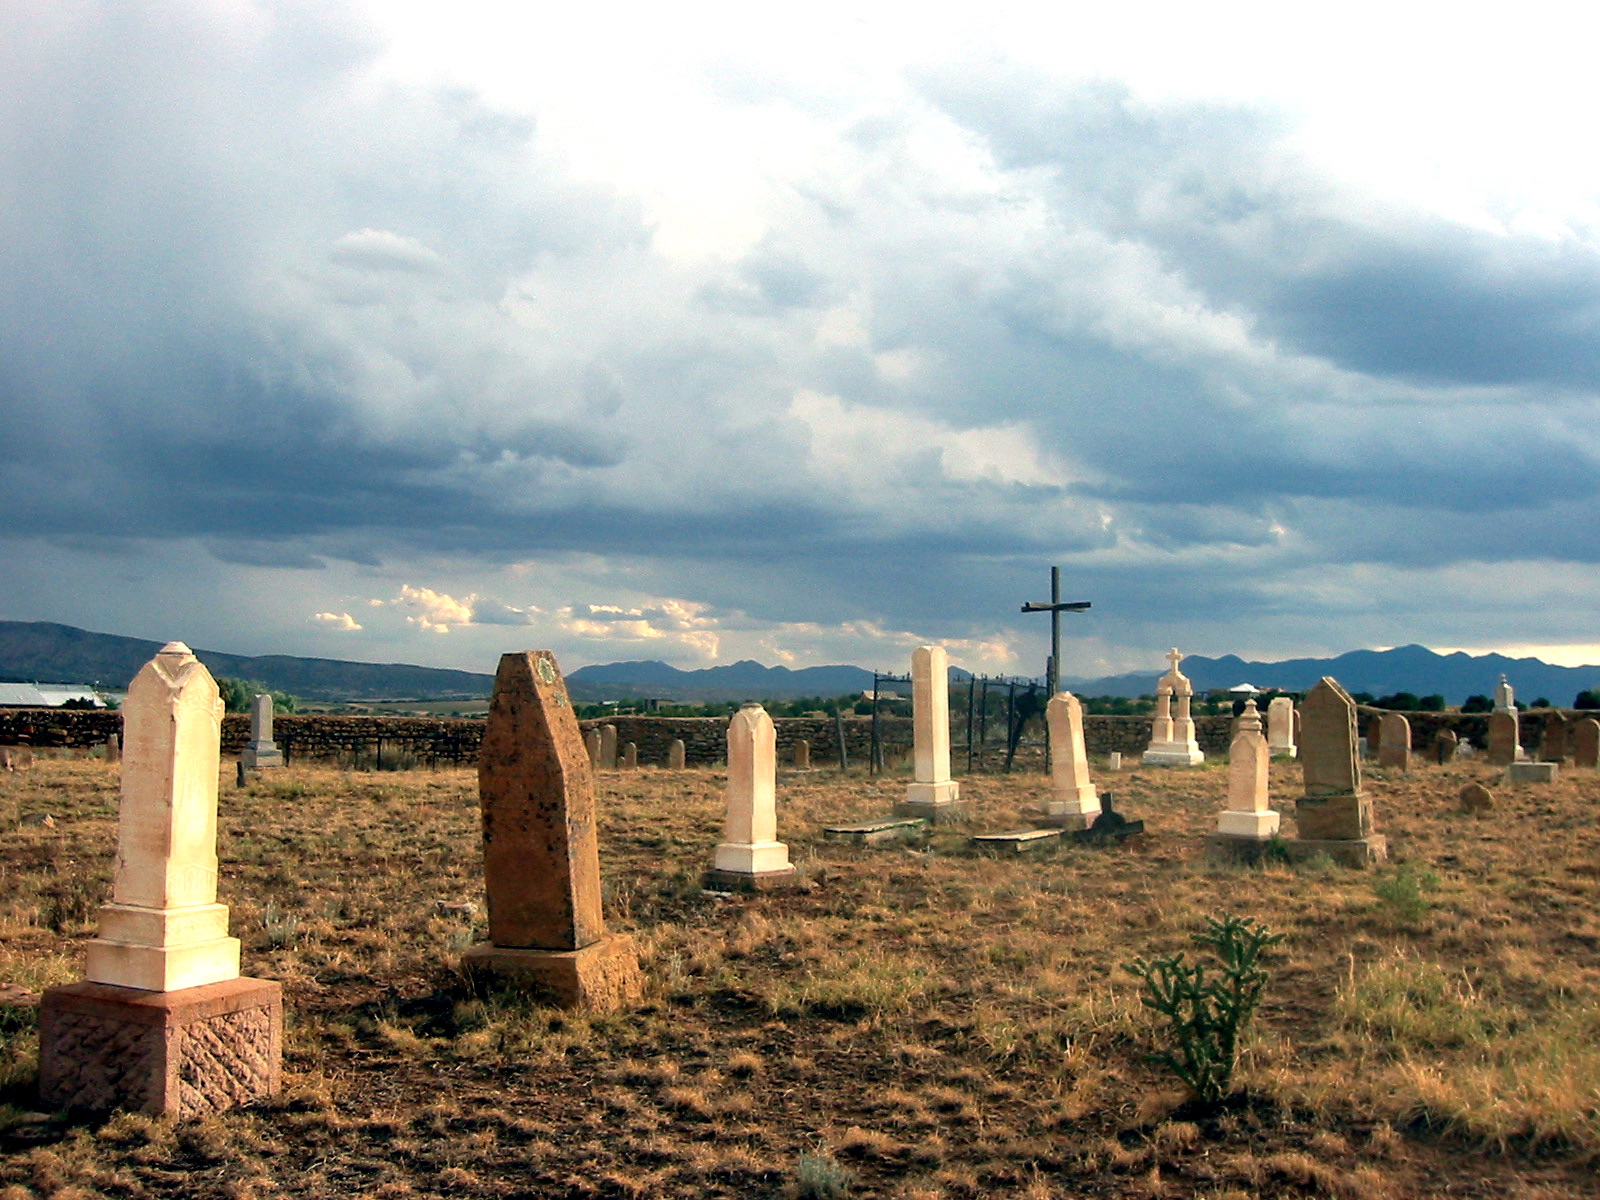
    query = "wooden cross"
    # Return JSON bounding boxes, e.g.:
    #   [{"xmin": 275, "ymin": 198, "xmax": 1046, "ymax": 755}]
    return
[{"xmin": 1019, "ymin": 565, "xmax": 1091, "ymax": 697}]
